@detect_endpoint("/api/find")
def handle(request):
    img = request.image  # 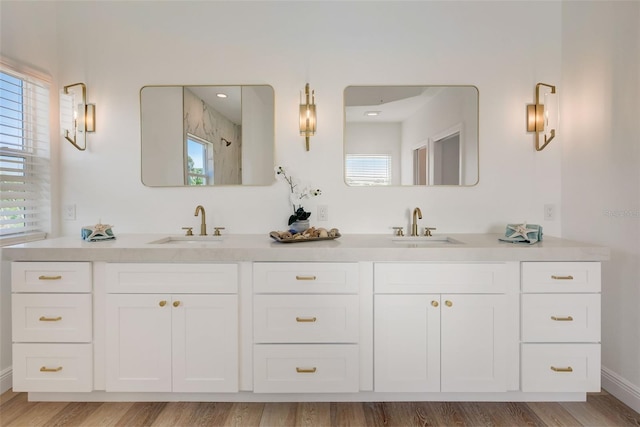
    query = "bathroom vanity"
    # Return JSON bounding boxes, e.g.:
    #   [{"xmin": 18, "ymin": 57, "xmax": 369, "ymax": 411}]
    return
[{"xmin": 3, "ymin": 233, "xmax": 608, "ymax": 402}]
